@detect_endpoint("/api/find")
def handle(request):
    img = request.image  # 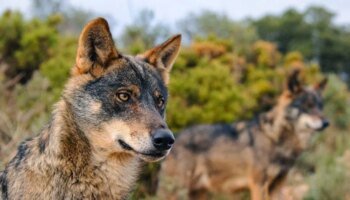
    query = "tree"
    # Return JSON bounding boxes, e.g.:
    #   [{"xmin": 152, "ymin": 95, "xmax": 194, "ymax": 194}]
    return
[
  {"xmin": 31, "ymin": 0, "xmax": 64, "ymax": 19},
  {"xmin": 254, "ymin": 8, "xmax": 311, "ymax": 55},
  {"xmin": 120, "ymin": 10, "xmax": 170, "ymax": 54},
  {"xmin": 254, "ymin": 6, "xmax": 350, "ymax": 83},
  {"xmin": 31, "ymin": 0, "xmax": 96, "ymax": 36},
  {"xmin": 178, "ymin": 11, "xmax": 258, "ymax": 53}
]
